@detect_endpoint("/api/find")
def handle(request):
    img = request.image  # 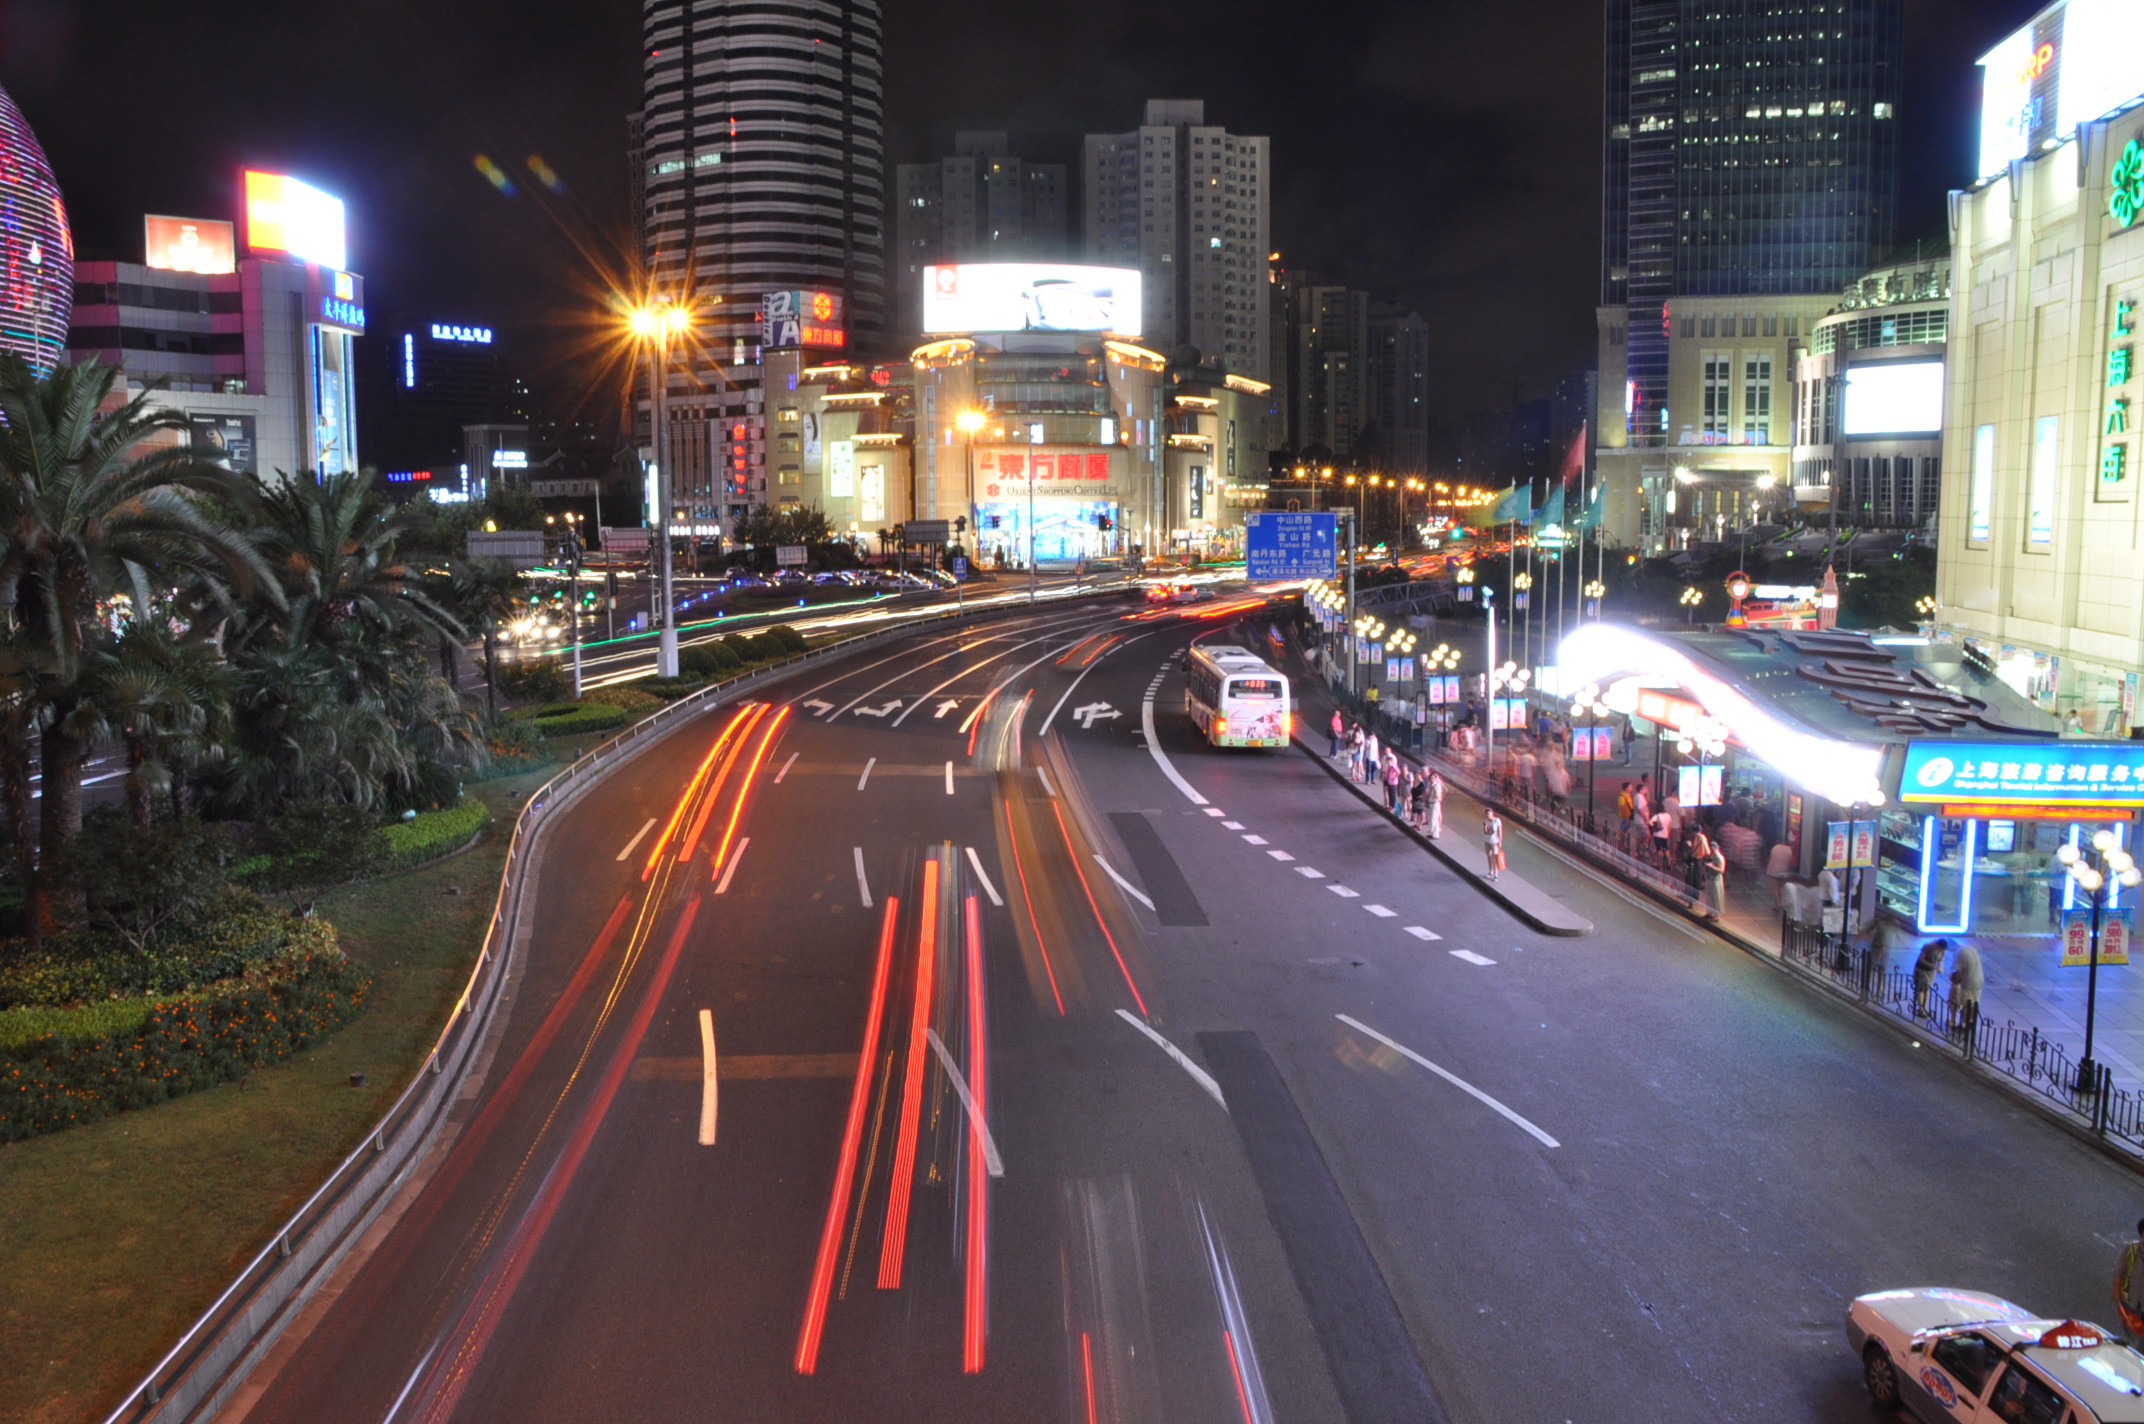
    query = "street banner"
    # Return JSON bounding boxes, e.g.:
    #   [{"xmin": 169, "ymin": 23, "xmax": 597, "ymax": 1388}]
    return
[
  {"xmin": 2063, "ymin": 912, "xmax": 2094, "ymax": 967},
  {"xmin": 2104, "ymin": 913, "xmax": 2132, "ymax": 965}
]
